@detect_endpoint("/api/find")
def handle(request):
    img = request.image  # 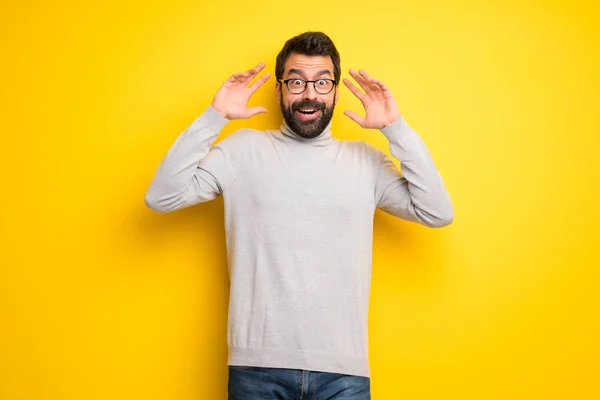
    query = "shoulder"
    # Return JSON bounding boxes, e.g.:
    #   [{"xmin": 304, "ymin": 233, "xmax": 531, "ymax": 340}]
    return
[{"xmin": 214, "ymin": 127, "xmax": 269, "ymax": 149}]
